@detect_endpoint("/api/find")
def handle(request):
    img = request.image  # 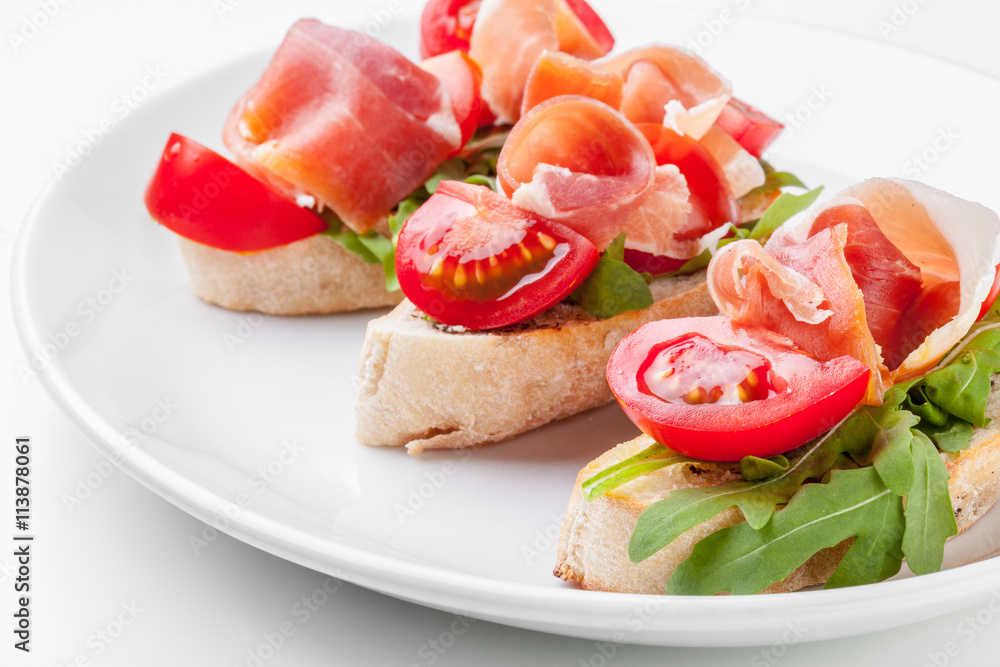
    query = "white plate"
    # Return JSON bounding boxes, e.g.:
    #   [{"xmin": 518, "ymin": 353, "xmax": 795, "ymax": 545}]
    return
[{"xmin": 12, "ymin": 8, "xmax": 1000, "ymax": 647}]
